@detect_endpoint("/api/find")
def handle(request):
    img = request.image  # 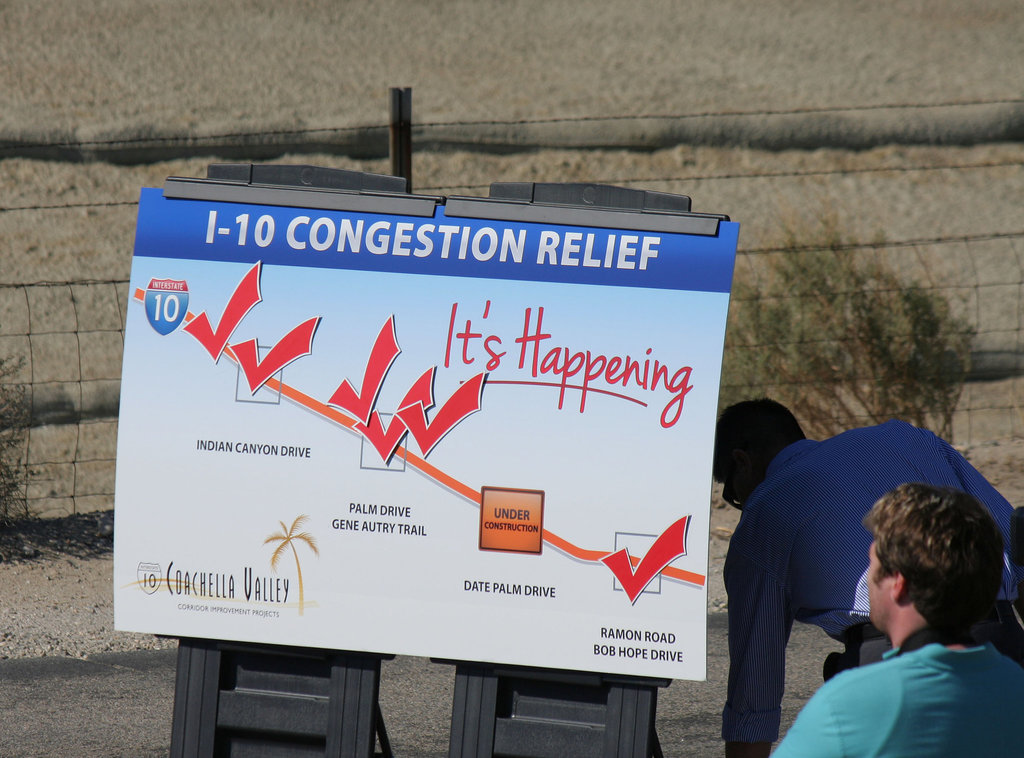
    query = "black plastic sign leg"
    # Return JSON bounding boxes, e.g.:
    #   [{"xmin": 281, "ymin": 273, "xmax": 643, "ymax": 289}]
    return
[
  {"xmin": 445, "ymin": 662, "xmax": 666, "ymax": 758},
  {"xmin": 169, "ymin": 638, "xmax": 391, "ymax": 758}
]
